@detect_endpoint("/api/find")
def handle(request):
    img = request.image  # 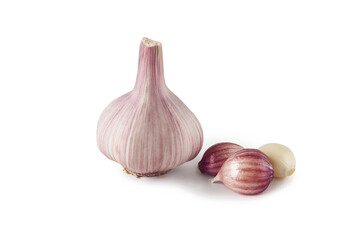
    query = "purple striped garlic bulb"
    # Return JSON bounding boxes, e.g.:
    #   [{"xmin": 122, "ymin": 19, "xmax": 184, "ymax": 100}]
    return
[
  {"xmin": 212, "ymin": 149, "xmax": 273, "ymax": 195},
  {"xmin": 198, "ymin": 142, "xmax": 243, "ymax": 176},
  {"xmin": 97, "ymin": 38, "xmax": 203, "ymax": 177}
]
